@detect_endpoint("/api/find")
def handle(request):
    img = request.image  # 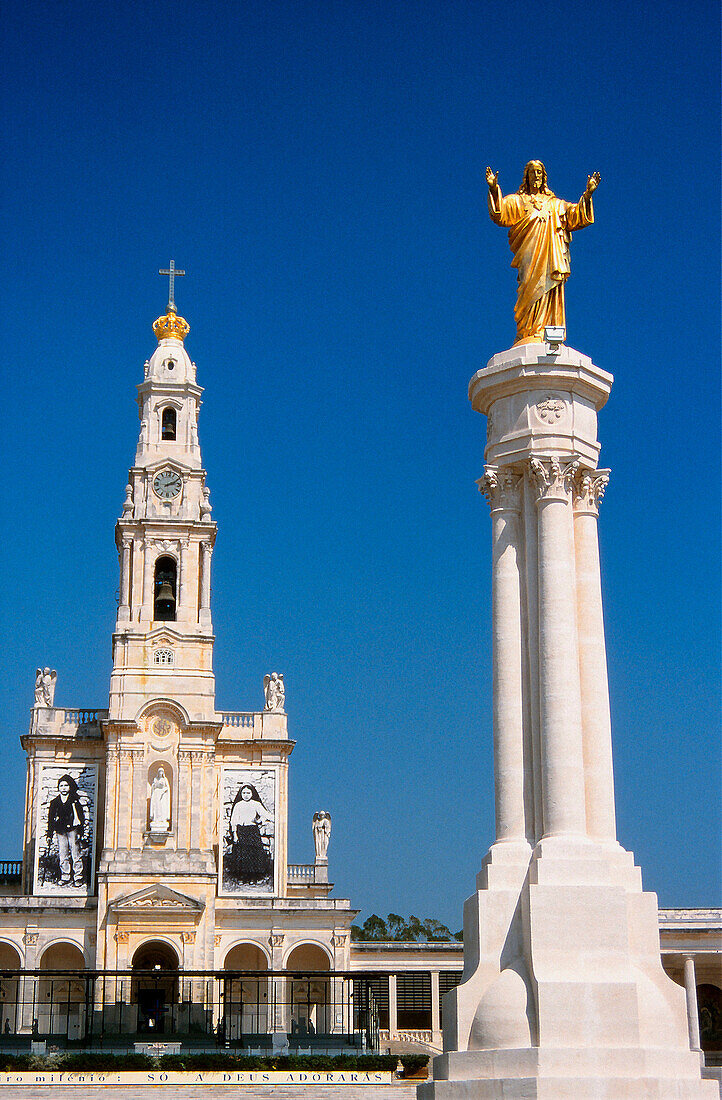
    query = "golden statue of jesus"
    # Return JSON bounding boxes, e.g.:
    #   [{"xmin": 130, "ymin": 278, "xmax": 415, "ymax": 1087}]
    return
[{"xmin": 486, "ymin": 161, "xmax": 601, "ymax": 345}]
